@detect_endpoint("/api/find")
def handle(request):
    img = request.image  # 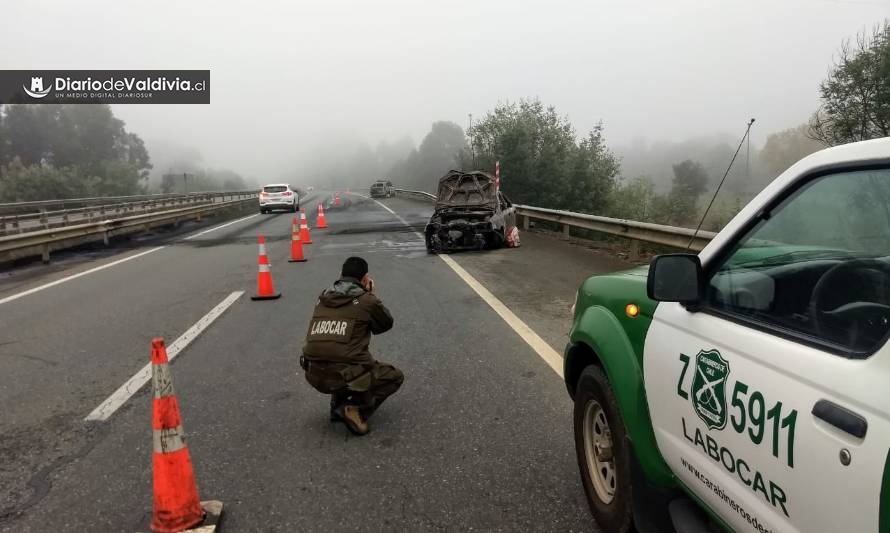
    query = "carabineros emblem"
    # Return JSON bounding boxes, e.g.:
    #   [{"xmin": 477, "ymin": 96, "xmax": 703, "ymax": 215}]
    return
[{"xmin": 691, "ymin": 349, "xmax": 730, "ymax": 430}]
